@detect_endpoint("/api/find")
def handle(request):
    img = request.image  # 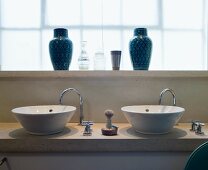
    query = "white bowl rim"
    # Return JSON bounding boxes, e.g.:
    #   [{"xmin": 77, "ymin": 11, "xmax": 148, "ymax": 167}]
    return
[
  {"xmin": 121, "ymin": 105, "xmax": 185, "ymax": 115},
  {"xmin": 12, "ymin": 105, "xmax": 76, "ymax": 115}
]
